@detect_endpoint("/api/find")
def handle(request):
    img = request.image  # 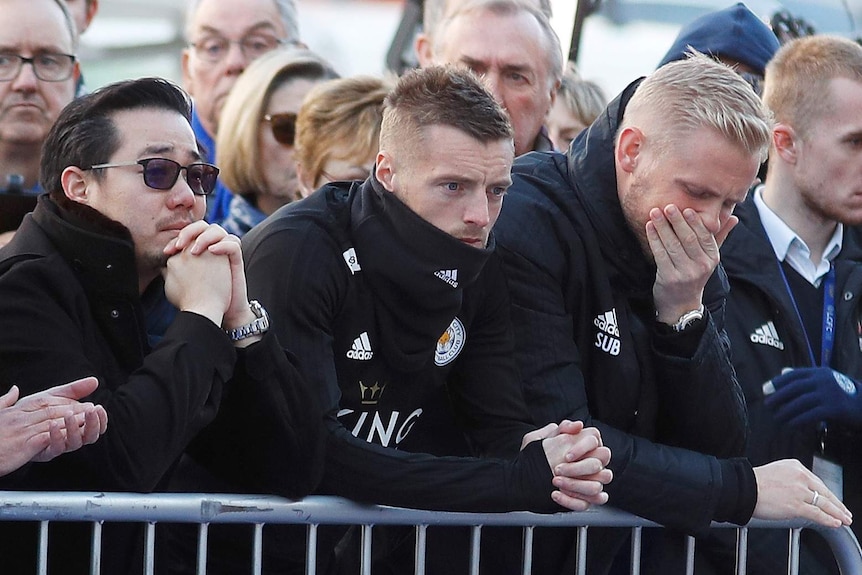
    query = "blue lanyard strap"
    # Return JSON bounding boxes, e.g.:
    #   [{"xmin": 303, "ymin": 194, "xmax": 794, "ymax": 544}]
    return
[{"xmin": 777, "ymin": 262, "xmax": 836, "ymax": 367}]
